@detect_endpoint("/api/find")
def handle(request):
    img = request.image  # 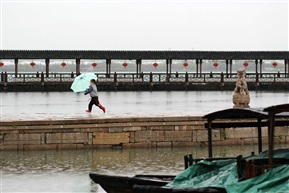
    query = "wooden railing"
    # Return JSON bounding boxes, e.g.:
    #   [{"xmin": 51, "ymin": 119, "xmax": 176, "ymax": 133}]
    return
[{"xmin": 1, "ymin": 71, "xmax": 289, "ymax": 83}]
